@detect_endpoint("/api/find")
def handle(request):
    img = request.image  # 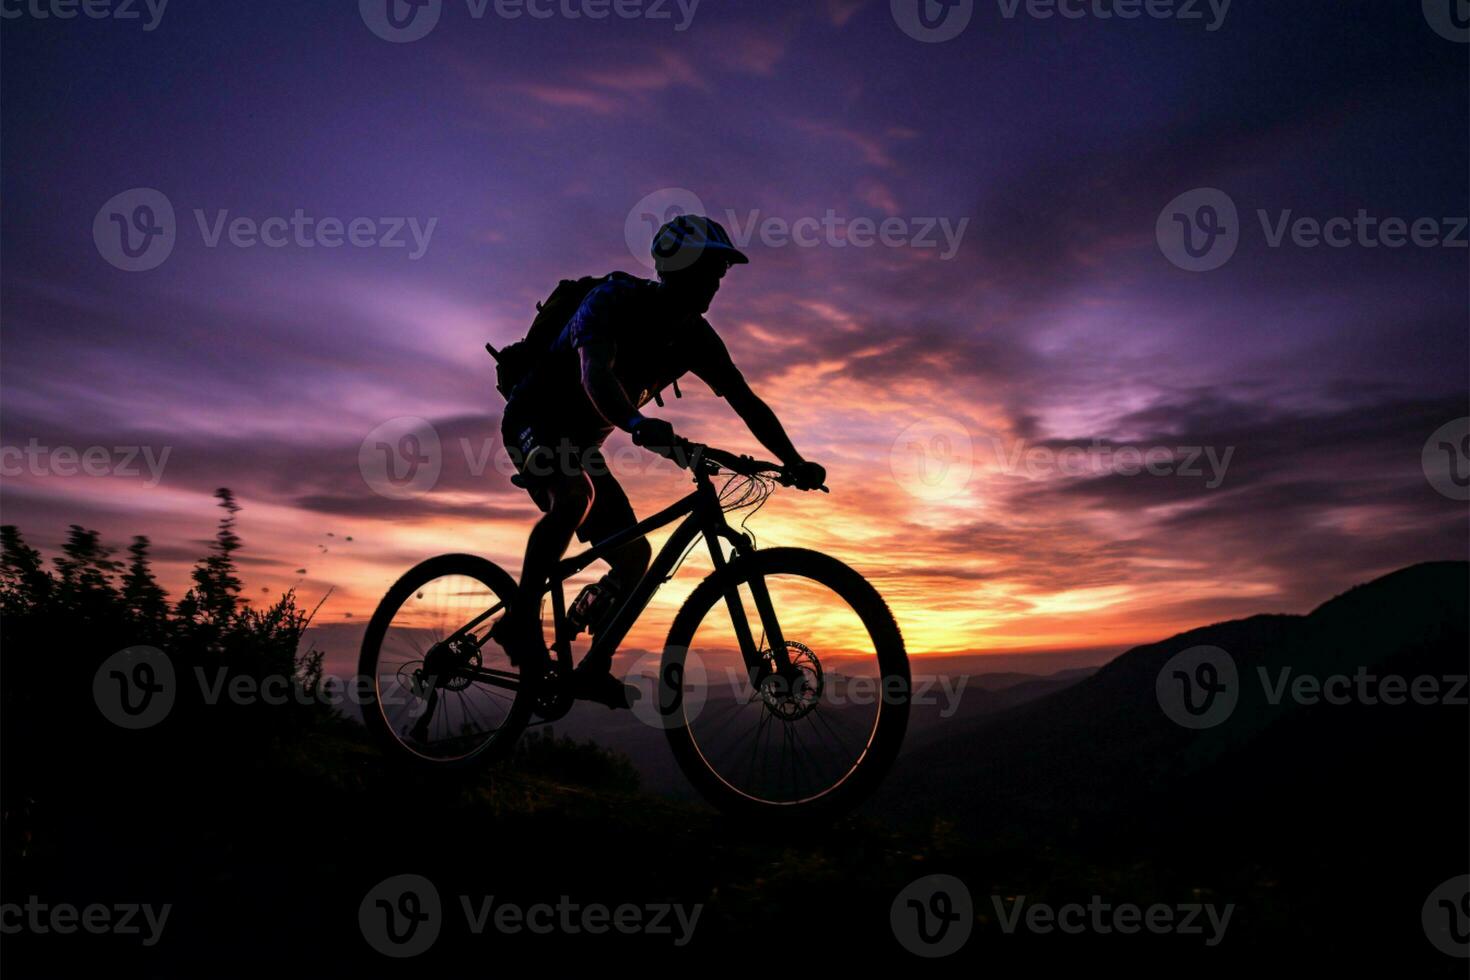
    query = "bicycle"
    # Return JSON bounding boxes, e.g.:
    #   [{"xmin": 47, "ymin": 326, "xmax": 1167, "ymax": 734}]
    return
[{"xmin": 358, "ymin": 441, "xmax": 911, "ymax": 819}]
